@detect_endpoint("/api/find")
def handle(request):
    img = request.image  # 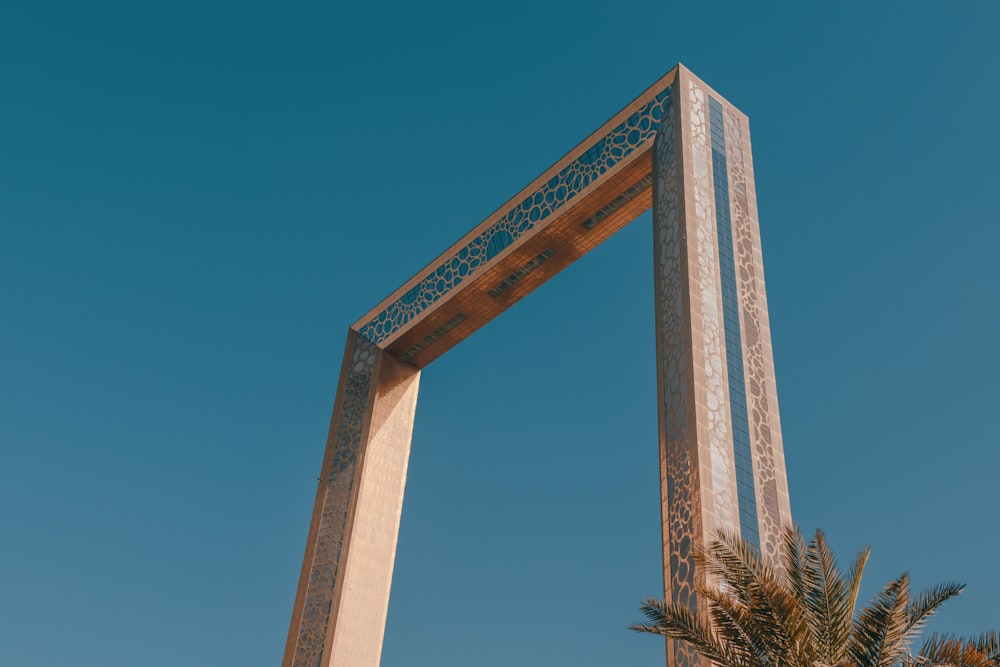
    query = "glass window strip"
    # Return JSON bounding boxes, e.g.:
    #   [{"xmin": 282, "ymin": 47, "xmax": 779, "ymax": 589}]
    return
[{"xmin": 709, "ymin": 96, "xmax": 759, "ymax": 545}]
